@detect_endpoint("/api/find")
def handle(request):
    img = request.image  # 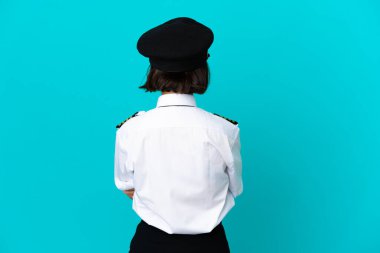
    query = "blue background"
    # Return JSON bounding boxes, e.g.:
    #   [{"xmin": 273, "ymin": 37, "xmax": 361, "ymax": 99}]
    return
[{"xmin": 1, "ymin": 0, "xmax": 379, "ymax": 252}]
